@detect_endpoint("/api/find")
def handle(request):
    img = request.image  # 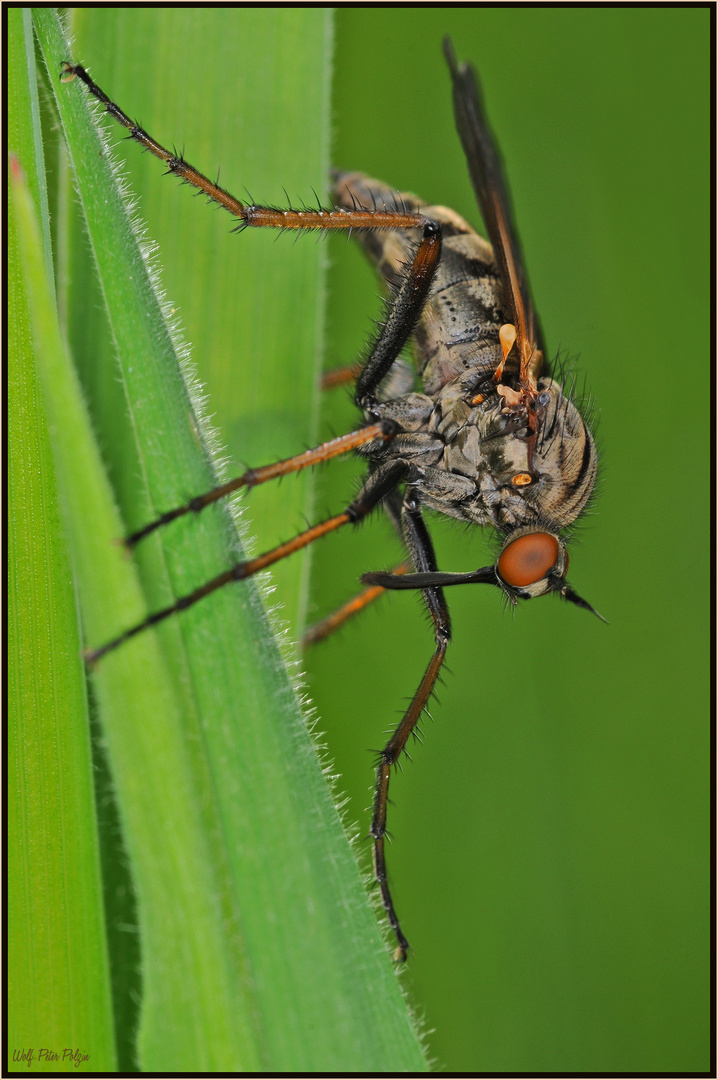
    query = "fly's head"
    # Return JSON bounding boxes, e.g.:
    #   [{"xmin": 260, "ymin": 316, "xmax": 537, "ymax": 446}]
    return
[
  {"xmin": 495, "ymin": 525, "xmax": 567, "ymax": 600},
  {"xmin": 492, "ymin": 524, "xmax": 604, "ymax": 621}
]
